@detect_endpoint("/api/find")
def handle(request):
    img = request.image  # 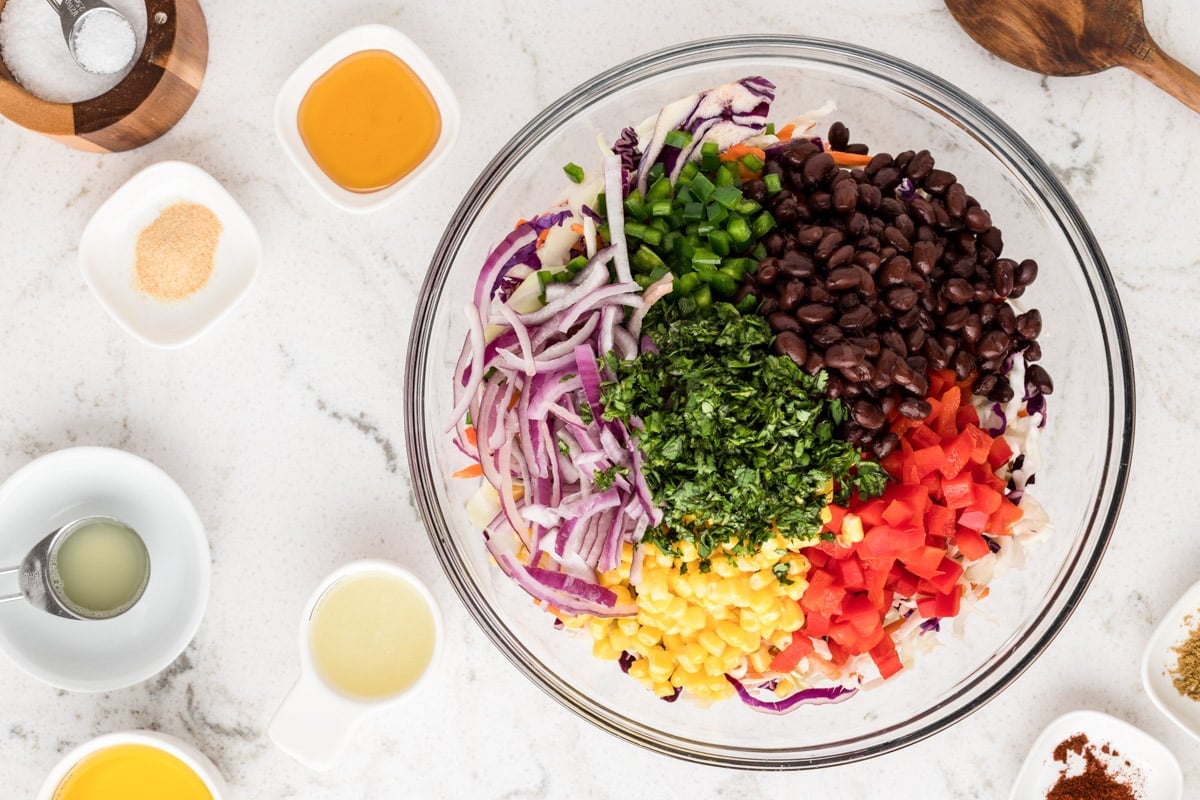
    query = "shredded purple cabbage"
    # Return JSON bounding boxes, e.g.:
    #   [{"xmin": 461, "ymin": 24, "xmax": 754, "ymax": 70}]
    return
[{"xmin": 919, "ymin": 618, "xmax": 941, "ymax": 634}]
